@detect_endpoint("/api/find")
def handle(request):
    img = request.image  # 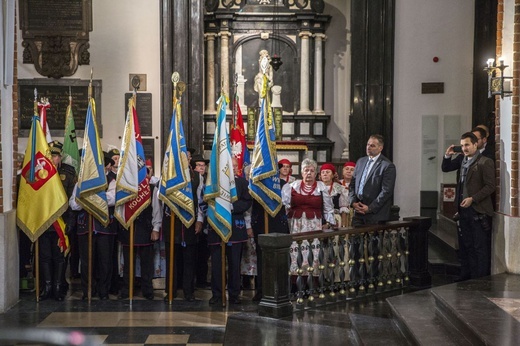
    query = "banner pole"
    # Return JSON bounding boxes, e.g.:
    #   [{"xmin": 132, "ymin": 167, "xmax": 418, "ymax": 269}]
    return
[
  {"xmin": 88, "ymin": 214, "xmax": 93, "ymax": 303},
  {"xmin": 168, "ymin": 214, "xmax": 175, "ymax": 305},
  {"xmin": 221, "ymin": 241, "xmax": 226, "ymax": 307},
  {"xmin": 264, "ymin": 210, "xmax": 269, "ymax": 234},
  {"xmin": 129, "ymin": 222, "xmax": 134, "ymax": 305},
  {"xmin": 35, "ymin": 241, "xmax": 39, "ymax": 302}
]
